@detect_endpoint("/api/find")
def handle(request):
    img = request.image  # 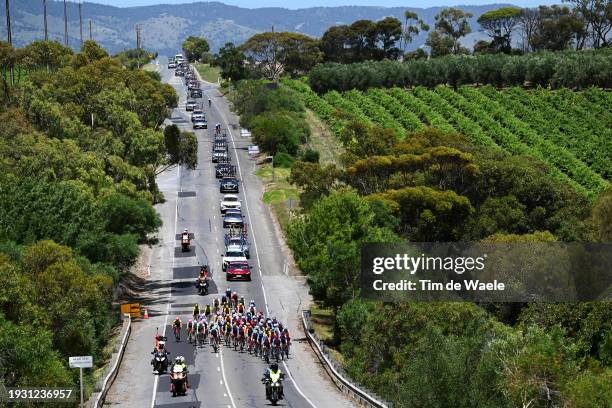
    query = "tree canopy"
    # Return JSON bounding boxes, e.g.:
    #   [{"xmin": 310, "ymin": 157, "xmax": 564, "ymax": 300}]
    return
[
  {"xmin": 241, "ymin": 32, "xmax": 322, "ymax": 81},
  {"xmin": 478, "ymin": 7, "xmax": 522, "ymax": 52},
  {"xmin": 182, "ymin": 36, "xmax": 211, "ymax": 62}
]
